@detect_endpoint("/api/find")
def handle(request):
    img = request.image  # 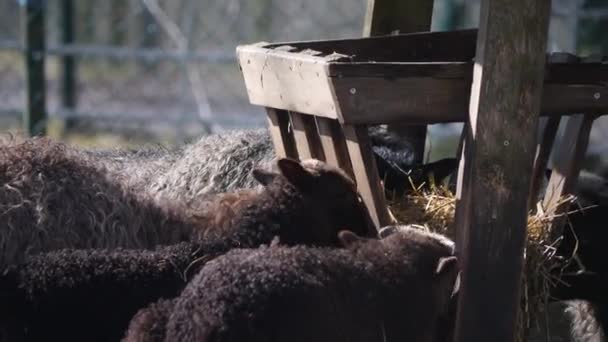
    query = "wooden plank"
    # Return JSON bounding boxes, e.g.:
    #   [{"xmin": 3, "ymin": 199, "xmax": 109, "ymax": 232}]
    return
[
  {"xmin": 237, "ymin": 45, "xmax": 340, "ymax": 120},
  {"xmin": 452, "ymin": 1, "xmax": 552, "ymax": 342},
  {"xmin": 342, "ymin": 124, "xmax": 391, "ymax": 230},
  {"xmin": 261, "ymin": 29, "xmax": 478, "ymax": 63},
  {"xmin": 289, "ymin": 112, "xmax": 325, "ymax": 160},
  {"xmin": 542, "ymin": 114, "xmax": 596, "ymax": 228},
  {"xmin": 328, "ymin": 61, "xmax": 608, "ymax": 84},
  {"xmin": 316, "ymin": 117, "xmax": 354, "ymax": 178},
  {"xmin": 541, "ymin": 63, "xmax": 608, "ymax": 84},
  {"xmin": 266, "ymin": 108, "xmax": 298, "ymax": 159},
  {"xmin": 528, "ymin": 117, "xmax": 561, "ymax": 207},
  {"xmin": 362, "ymin": 0, "xmax": 434, "ymax": 164},
  {"xmin": 331, "ymin": 76, "xmax": 608, "ymax": 124},
  {"xmin": 22, "ymin": 0, "xmax": 47, "ymax": 136}
]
